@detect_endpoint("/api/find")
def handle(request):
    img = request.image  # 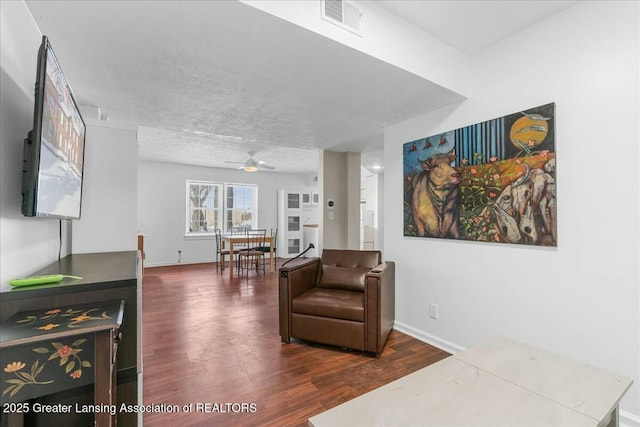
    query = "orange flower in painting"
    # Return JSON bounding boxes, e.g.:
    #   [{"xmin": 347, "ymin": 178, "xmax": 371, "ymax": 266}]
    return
[
  {"xmin": 57, "ymin": 345, "xmax": 73, "ymax": 358},
  {"xmin": 38, "ymin": 323, "xmax": 60, "ymax": 331},
  {"xmin": 540, "ymin": 150, "xmax": 549, "ymax": 158},
  {"xmin": 45, "ymin": 309, "xmax": 61, "ymax": 315},
  {"xmin": 470, "ymin": 168, "xmax": 477, "ymax": 175},
  {"xmin": 70, "ymin": 370, "xmax": 82, "ymax": 379},
  {"xmin": 4, "ymin": 362, "xmax": 26, "ymax": 373},
  {"xmin": 71, "ymin": 314, "xmax": 91, "ymax": 322}
]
